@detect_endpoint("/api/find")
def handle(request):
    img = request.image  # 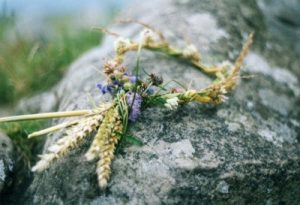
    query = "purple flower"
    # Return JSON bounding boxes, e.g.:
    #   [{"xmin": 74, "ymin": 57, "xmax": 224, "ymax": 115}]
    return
[
  {"xmin": 96, "ymin": 83, "xmax": 102, "ymax": 90},
  {"xmin": 129, "ymin": 76, "xmax": 138, "ymax": 84},
  {"xmin": 112, "ymin": 80, "xmax": 122, "ymax": 86},
  {"xmin": 126, "ymin": 92, "xmax": 143, "ymax": 122},
  {"xmin": 97, "ymin": 83, "xmax": 113, "ymax": 94}
]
